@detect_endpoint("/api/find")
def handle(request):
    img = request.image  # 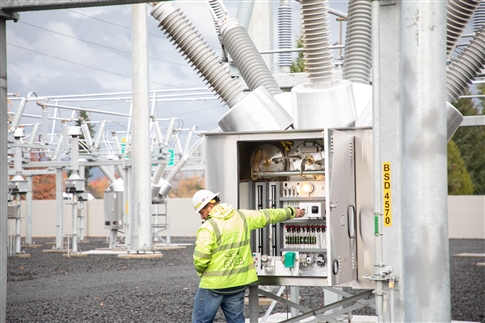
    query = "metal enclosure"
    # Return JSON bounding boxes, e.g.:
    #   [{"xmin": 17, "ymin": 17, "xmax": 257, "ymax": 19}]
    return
[
  {"xmin": 205, "ymin": 128, "xmax": 374, "ymax": 288},
  {"xmin": 104, "ymin": 191, "xmax": 124, "ymax": 230}
]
